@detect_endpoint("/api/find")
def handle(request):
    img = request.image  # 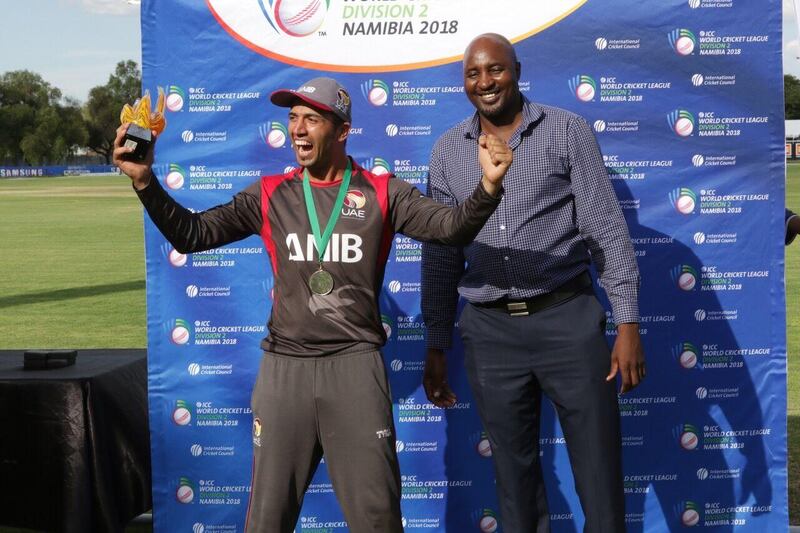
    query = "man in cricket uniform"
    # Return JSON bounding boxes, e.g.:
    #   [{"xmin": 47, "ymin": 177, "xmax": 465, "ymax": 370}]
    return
[{"xmin": 113, "ymin": 77, "xmax": 512, "ymax": 533}]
